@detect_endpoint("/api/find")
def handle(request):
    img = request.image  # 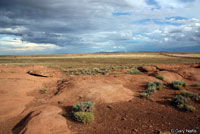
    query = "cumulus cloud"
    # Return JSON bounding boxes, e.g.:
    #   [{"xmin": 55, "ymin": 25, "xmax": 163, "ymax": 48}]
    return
[{"xmin": 0, "ymin": 0, "xmax": 200, "ymax": 54}]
